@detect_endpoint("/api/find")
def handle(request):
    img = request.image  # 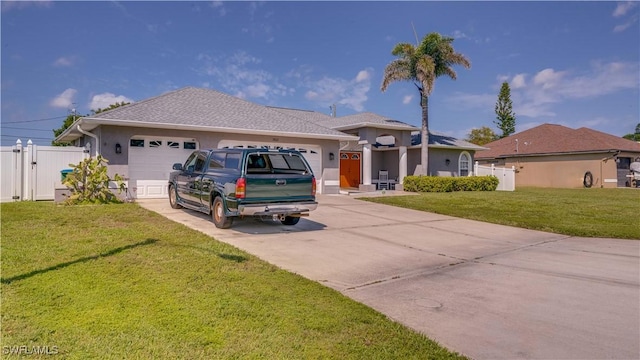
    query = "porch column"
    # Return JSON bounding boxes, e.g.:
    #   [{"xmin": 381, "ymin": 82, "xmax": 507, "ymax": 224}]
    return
[
  {"xmin": 362, "ymin": 143, "xmax": 372, "ymax": 185},
  {"xmin": 398, "ymin": 146, "xmax": 407, "ymax": 184}
]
